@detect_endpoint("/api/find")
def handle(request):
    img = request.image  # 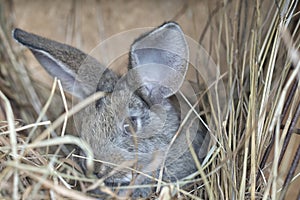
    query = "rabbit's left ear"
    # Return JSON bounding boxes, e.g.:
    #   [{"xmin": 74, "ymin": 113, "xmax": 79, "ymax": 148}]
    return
[
  {"xmin": 13, "ymin": 28, "xmax": 117, "ymax": 99},
  {"xmin": 129, "ymin": 22, "xmax": 188, "ymax": 101}
]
